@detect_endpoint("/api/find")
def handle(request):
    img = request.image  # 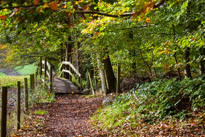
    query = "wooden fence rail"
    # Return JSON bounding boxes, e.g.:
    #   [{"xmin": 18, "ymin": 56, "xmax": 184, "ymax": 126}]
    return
[
  {"xmin": 59, "ymin": 61, "xmax": 81, "ymax": 87},
  {"xmin": 38, "ymin": 57, "xmax": 55, "ymax": 93}
]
